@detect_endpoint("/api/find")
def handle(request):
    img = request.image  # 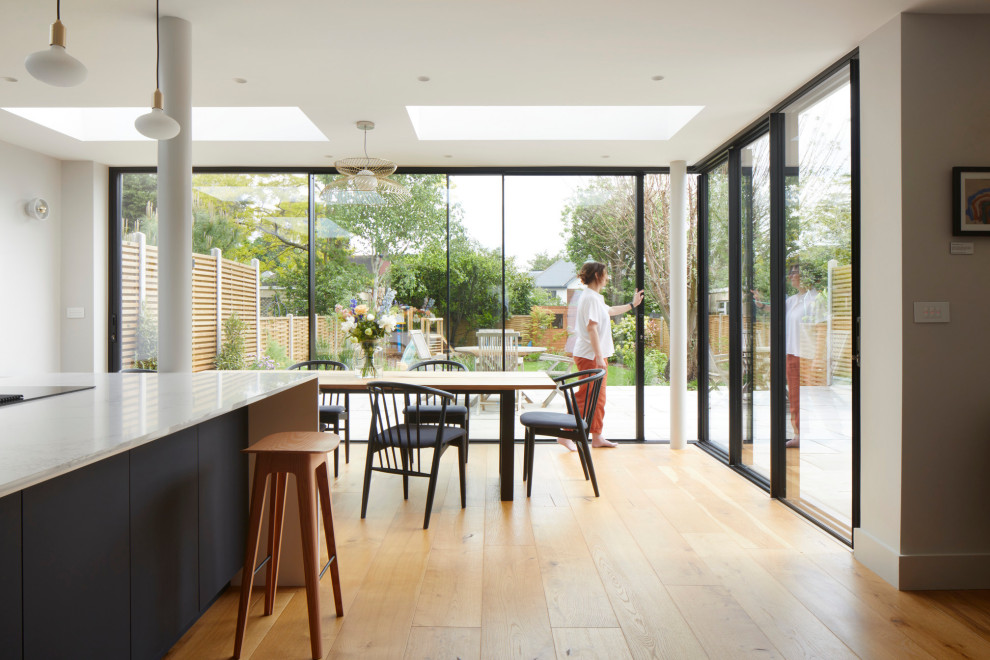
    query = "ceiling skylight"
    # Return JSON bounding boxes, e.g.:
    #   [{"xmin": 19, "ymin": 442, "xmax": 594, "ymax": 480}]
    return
[
  {"xmin": 406, "ymin": 106, "xmax": 704, "ymax": 141},
  {"xmin": 0, "ymin": 107, "xmax": 327, "ymax": 141}
]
